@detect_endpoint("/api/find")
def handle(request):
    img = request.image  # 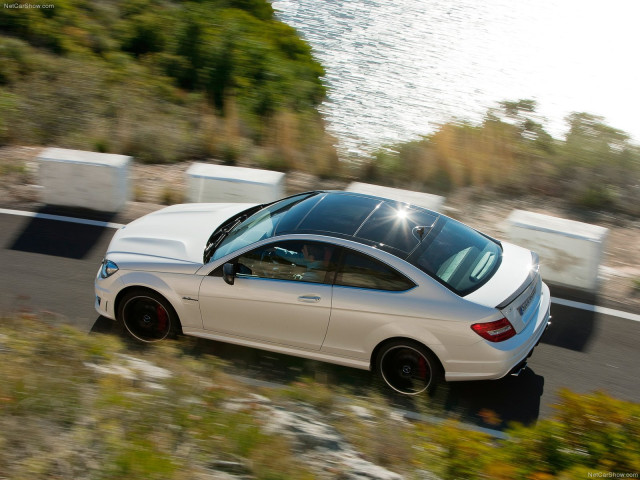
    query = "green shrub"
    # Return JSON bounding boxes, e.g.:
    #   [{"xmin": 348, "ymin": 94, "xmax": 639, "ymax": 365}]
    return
[
  {"xmin": 160, "ymin": 185, "xmax": 184, "ymax": 205},
  {"xmin": 0, "ymin": 0, "xmax": 339, "ymax": 176},
  {"xmin": 0, "ymin": 315, "xmax": 314, "ymax": 479},
  {"xmin": 363, "ymin": 101, "xmax": 640, "ymax": 211},
  {"xmin": 572, "ymin": 183, "xmax": 617, "ymax": 210},
  {"xmin": 2, "ymin": 316, "xmax": 639, "ymax": 479}
]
